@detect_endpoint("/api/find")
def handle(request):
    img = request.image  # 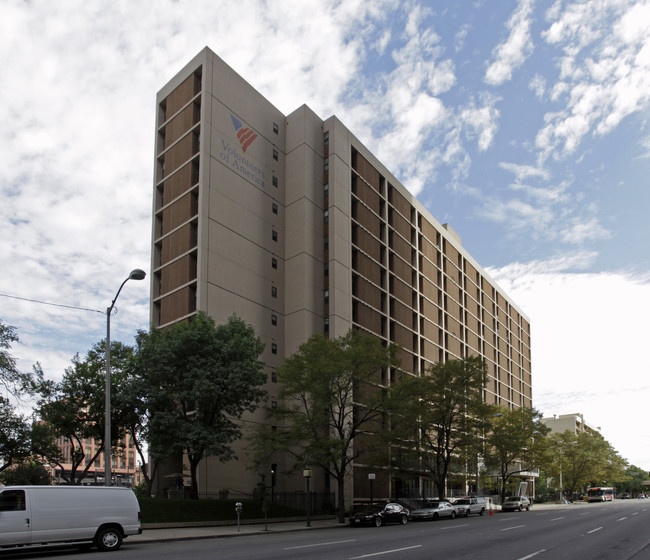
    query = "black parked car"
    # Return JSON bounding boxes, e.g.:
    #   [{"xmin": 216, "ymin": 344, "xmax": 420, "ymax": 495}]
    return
[{"xmin": 350, "ymin": 503, "xmax": 410, "ymax": 527}]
